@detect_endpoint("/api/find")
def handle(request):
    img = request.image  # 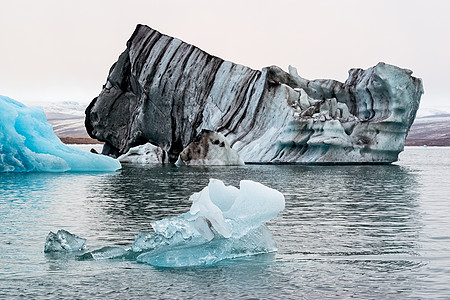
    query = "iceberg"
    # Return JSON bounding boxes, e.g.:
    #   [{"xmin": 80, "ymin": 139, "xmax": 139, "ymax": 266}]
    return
[
  {"xmin": 118, "ymin": 142, "xmax": 168, "ymax": 164},
  {"xmin": 71, "ymin": 179, "xmax": 285, "ymax": 267},
  {"xmin": 176, "ymin": 130, "xmax": 245, "ymax": 166},
  {"xmin": 0, "ymin": 95, "xmax": 121, "ymax": 172},
  {"xmin": 44, "ymin": 230, "xmax": 86, "ymax": 252},
  {"xmin": 86, "ymin": 24, "xmax": 422, "ymax": 164},
  {"xmin": 132, "ymin": 179, "xmax": 285, "ymax": 267}
]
